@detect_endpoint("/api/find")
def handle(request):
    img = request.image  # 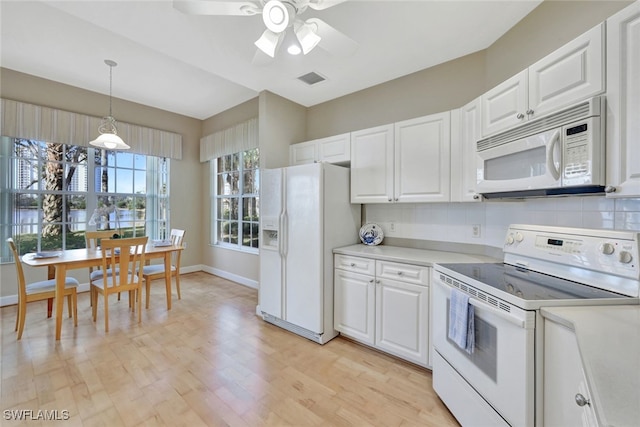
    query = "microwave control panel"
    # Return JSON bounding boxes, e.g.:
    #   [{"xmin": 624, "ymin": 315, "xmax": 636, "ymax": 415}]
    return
[{"xmin": 562, "ymin": 117, "xmax": 599, "ymax": 184}]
